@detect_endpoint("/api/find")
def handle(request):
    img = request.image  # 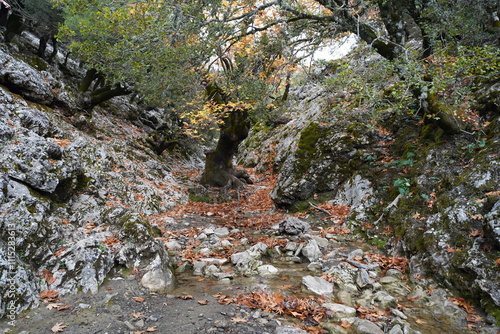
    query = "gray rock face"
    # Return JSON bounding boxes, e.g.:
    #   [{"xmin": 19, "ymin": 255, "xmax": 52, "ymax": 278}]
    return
[
  {"xmin": 0, "ymin": 48, "xmax": 54, "ymax": 104},
  {"xmin": 0, "ymin": 45, "xmax": 186, "ymax": 319}
]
